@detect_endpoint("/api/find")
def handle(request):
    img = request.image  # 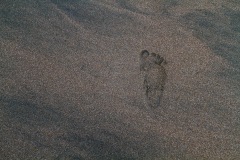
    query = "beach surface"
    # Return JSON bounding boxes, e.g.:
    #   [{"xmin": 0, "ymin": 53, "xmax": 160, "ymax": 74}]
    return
[{"xmin": 1, "ymin": 0, "xmax": 240, "ymax": 159}]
